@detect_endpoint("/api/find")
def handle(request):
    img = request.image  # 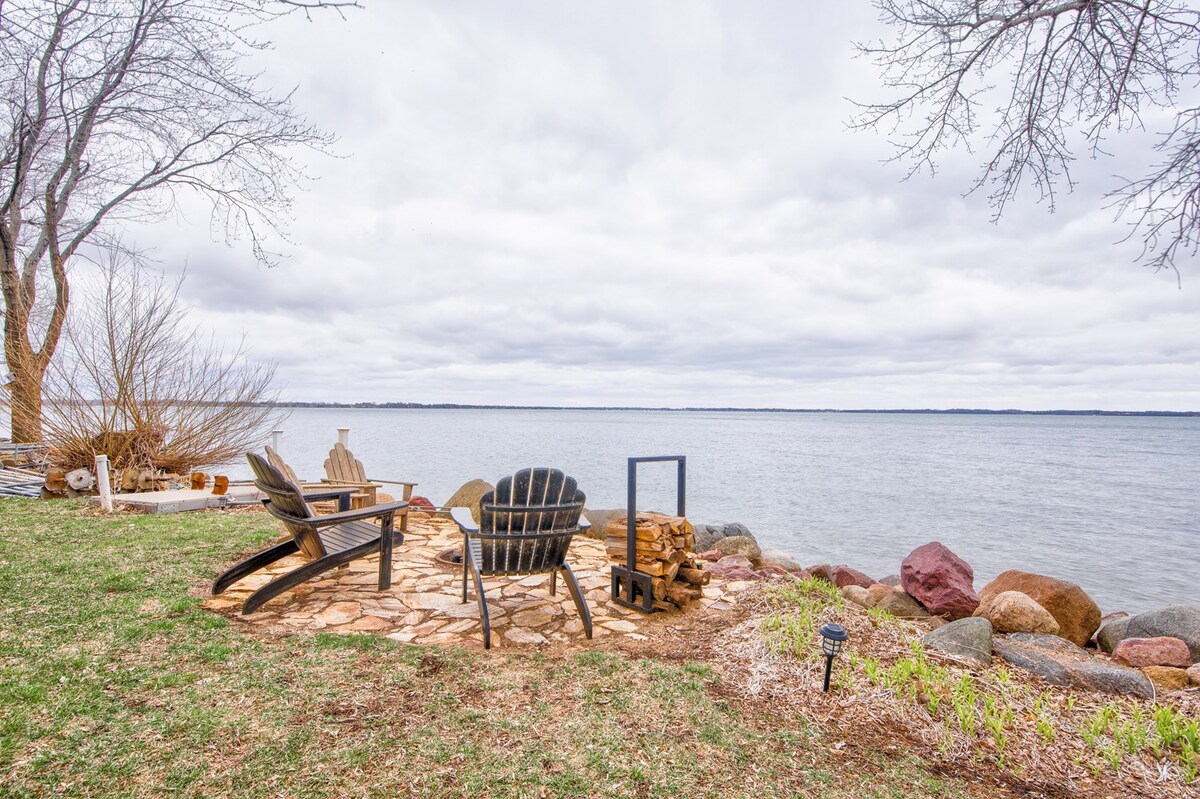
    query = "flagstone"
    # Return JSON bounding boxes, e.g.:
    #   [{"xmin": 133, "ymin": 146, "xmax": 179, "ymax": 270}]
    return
[
  {"xmin": 314, "ymin": 601, "xmax": 362, "ymax": 626},
  {"xmin": 440, "ymin": 619, "xmax": 479, "ymax": 635},
  {"xmin": 411, "ymin": 620, "xmax": 445, "ymax": 636},
  {"xmin": 407, "ymin": 593, "xmax": 461, "ymax": 611},
  {"xmin": 510, "ymin": 608, "xmax": 557, "ymax": 629},
  {"xmin": 386, "ymin": 632, "xmax": 418, "ymax": 643},
  {"xmin": 599, "ymin": 620, "xmax": 638, "ymax": 633},
  {"xmin": 345, "ymin": 615, "xmax": 391, "ymax": 631},
  {"xmin": 503, "ymin": 628, "xmax": 548, "ymax": 645}
]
